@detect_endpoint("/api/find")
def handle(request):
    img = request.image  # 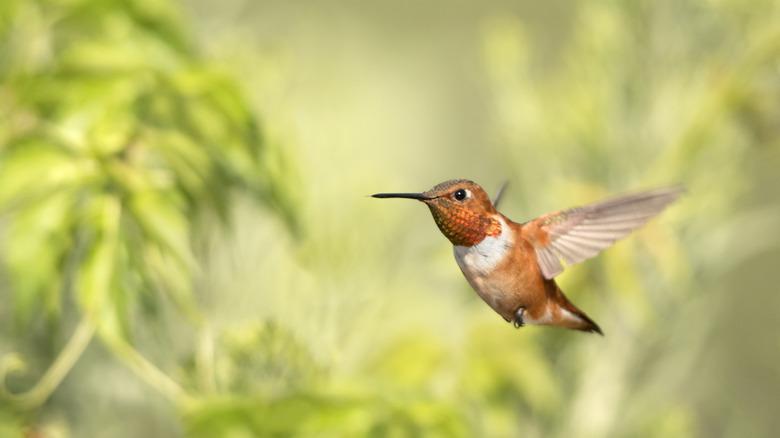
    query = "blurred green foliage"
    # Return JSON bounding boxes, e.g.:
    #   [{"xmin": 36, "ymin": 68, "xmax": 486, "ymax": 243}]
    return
[
  {"xmin": 0, "ymin": 0, "xmax": 294, "ymax": 420},
  {"xmin": 0, "ymin": 0, "xmax": 286, "ymax": 325},
  {"xmin": 2, "ymin": 0, "xmax": 780, "ymax": 437}
]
